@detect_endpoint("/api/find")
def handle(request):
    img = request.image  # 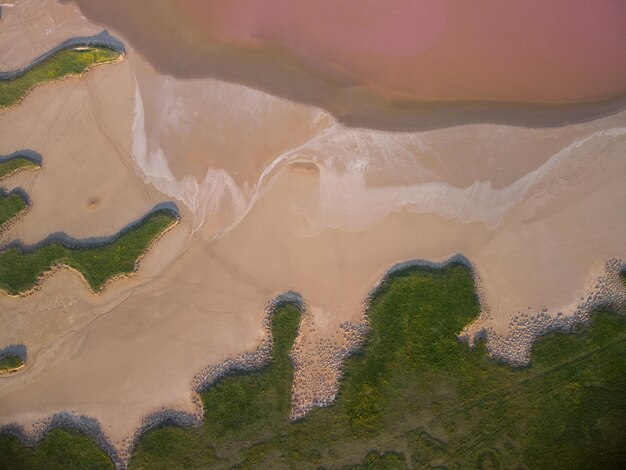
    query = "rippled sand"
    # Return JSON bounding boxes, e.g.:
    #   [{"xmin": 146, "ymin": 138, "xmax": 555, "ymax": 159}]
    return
[{"xmin": 0, "ymin": 0, "xmax": 624, "ymax": 460}]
